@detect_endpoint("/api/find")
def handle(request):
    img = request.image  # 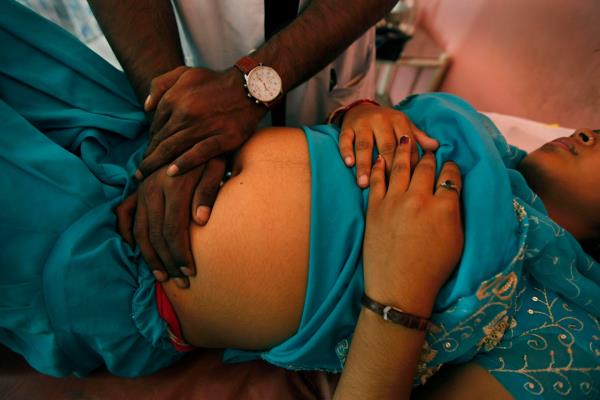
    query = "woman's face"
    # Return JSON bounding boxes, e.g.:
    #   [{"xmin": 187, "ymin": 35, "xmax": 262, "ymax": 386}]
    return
[{"xmin": 519, "ymin": 128, "xmax": 600, "ymax": 240}]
